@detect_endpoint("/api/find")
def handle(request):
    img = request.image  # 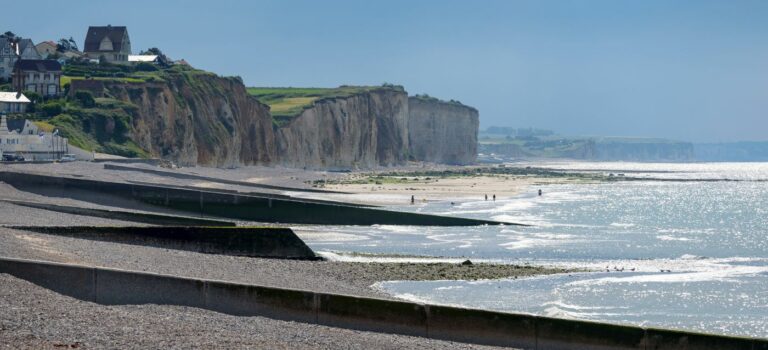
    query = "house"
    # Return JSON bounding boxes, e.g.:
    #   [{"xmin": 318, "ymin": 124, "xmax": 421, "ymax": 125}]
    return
[
  {"xmin": 0, "ymin": 92, "xmax": 30, "ymax": 113},
  {"xmin": 84, "ymin": 25, "xmax": 131, "ymax": 64},
  {"xmin": 0, "ymin": 114, "xmax": 69, "ymax": 160},
  {"xmin": 0, "ymin": 37, "xmax": 15, "ymax": 80},
  {"xmin": 35, "ymin": 41, "xmax": 58, "ymax": 59},
  {"xmin": 0, "ymin": 38, "xmax": 42, "ymax": 80},
  {"xmin": 128, "ymin": 55, "xmax": 159, "ymax": 63},
  {"xmin": 17, "ymin": 39, "xmax": 41, "ymax": 59},
  {"xmin": 12, "ymin": 60, "xmax": 63, "ymax": 97}
]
